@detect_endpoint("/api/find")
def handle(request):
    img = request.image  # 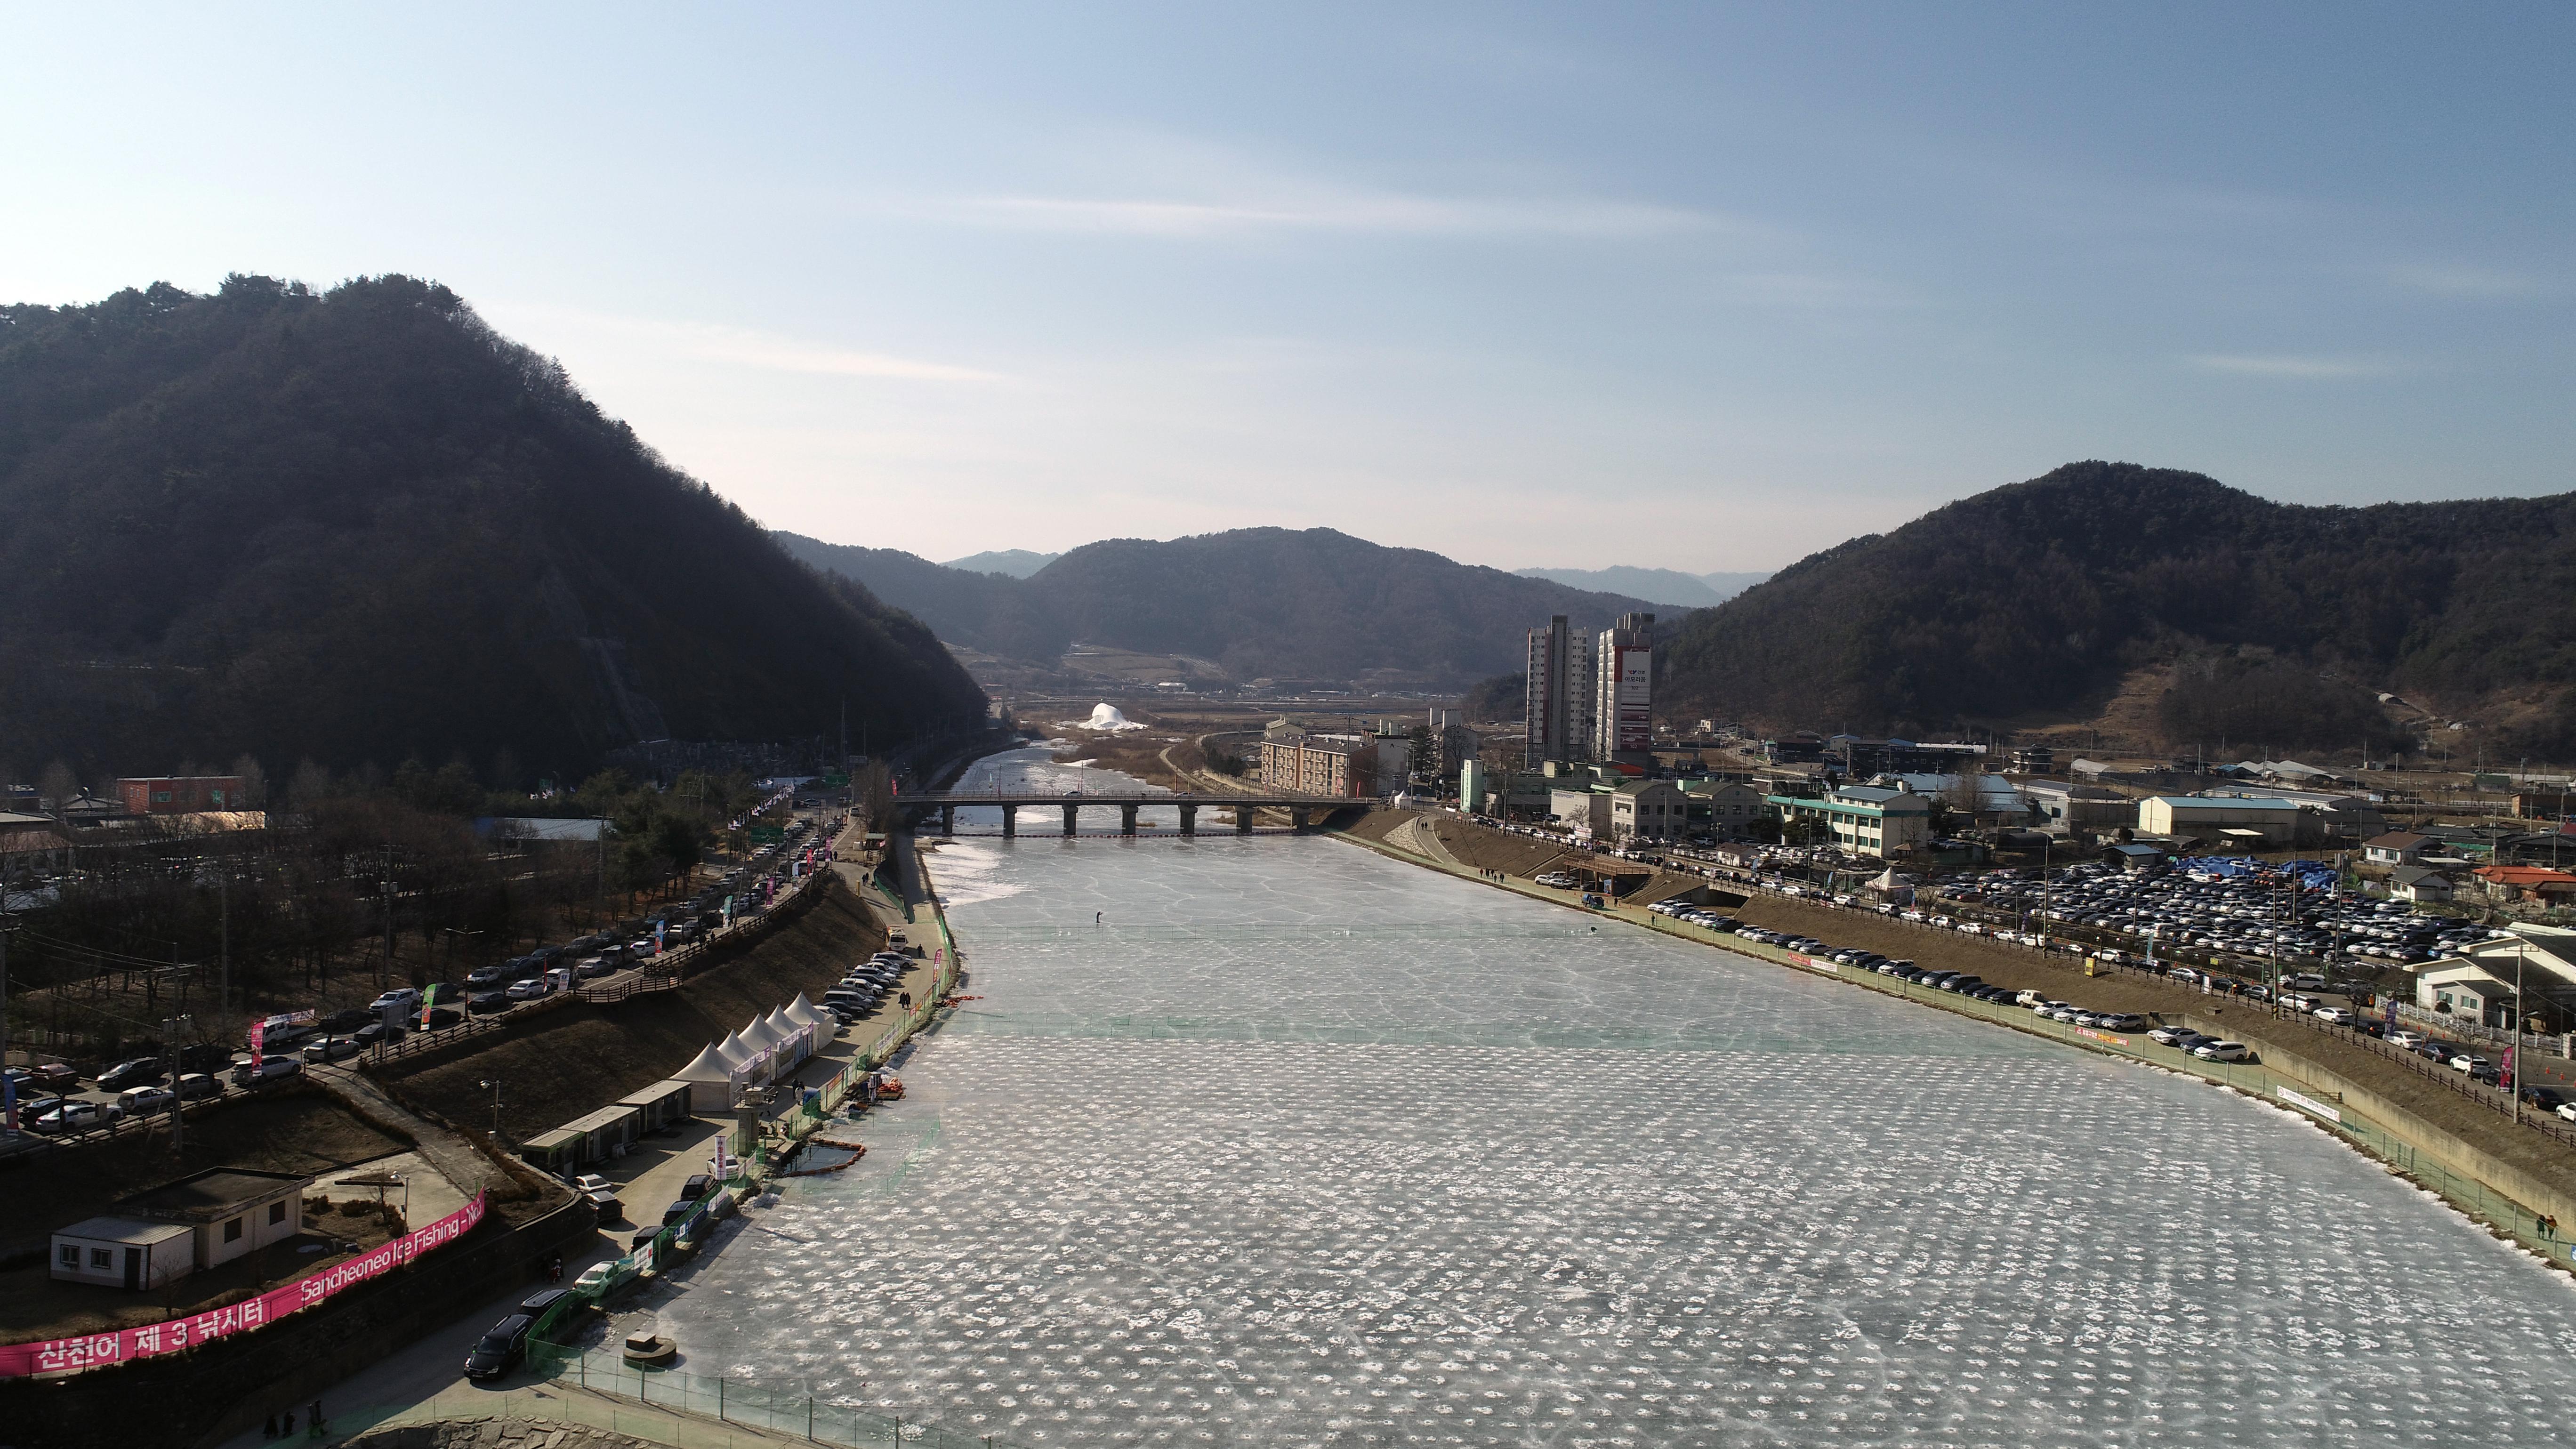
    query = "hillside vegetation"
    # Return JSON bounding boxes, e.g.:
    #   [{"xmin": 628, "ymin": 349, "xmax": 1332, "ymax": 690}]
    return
[
  {"xmin": 1662, "ymin": 461, "xmax": 2576, "ymax": 756},
  {"xmin": 0, "ymin": 275, "xmax": 984, "ymax": 780},
  {"xmin": 779, "ymin": 527, "xmax": 1658, "ymax": 685}
]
